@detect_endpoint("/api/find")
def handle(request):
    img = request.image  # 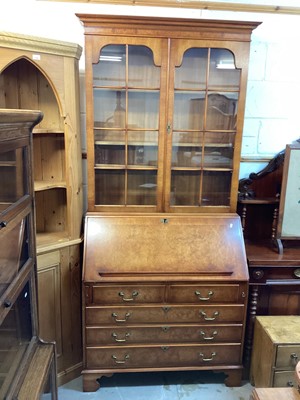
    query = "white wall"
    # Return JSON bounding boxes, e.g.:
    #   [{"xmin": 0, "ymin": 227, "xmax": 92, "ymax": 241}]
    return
[{"xmin": 1, "ymin": 0, "xmax": 300, "ymax": 191}]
